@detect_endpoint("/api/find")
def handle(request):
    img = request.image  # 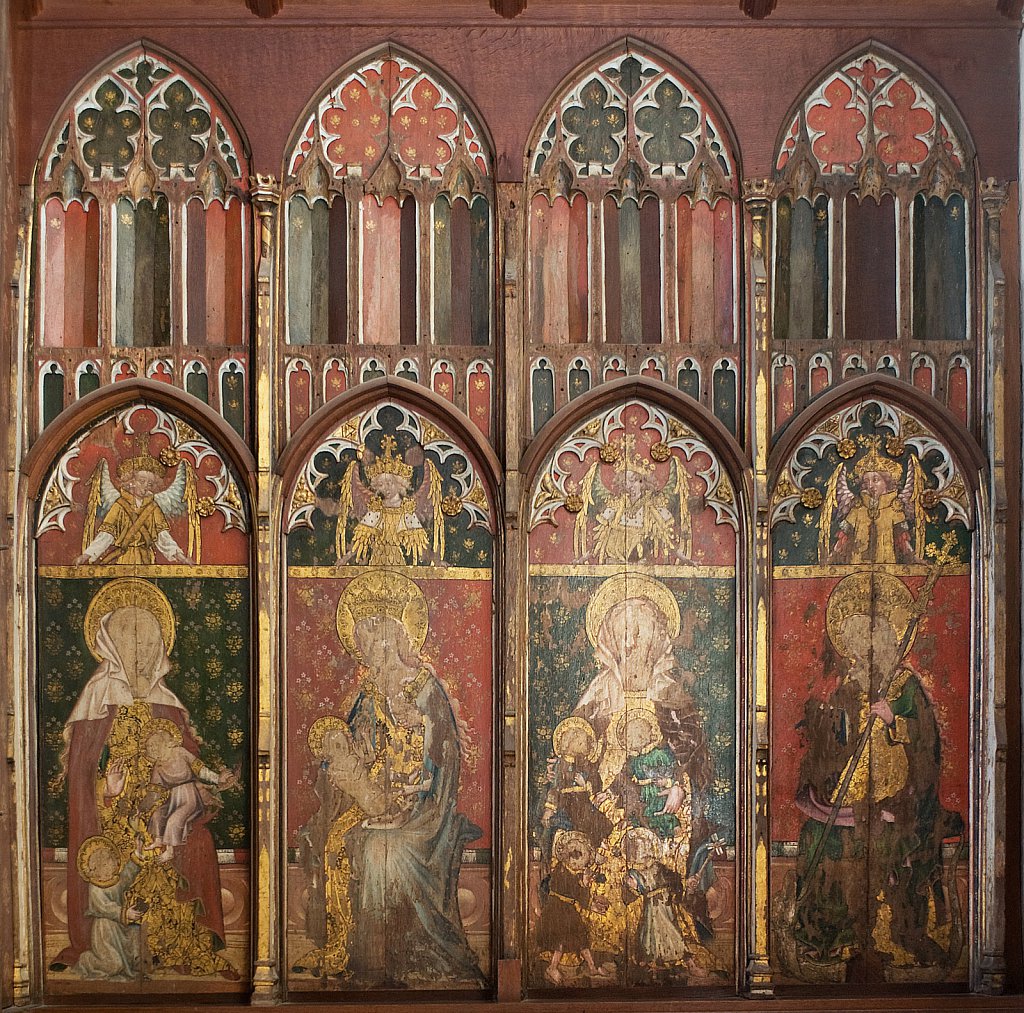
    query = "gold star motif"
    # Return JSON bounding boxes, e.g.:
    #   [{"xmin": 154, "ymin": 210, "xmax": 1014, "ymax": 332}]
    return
[{"xmin": 49, "ymin": 217, "xmax": 61, "ymax": 230}]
